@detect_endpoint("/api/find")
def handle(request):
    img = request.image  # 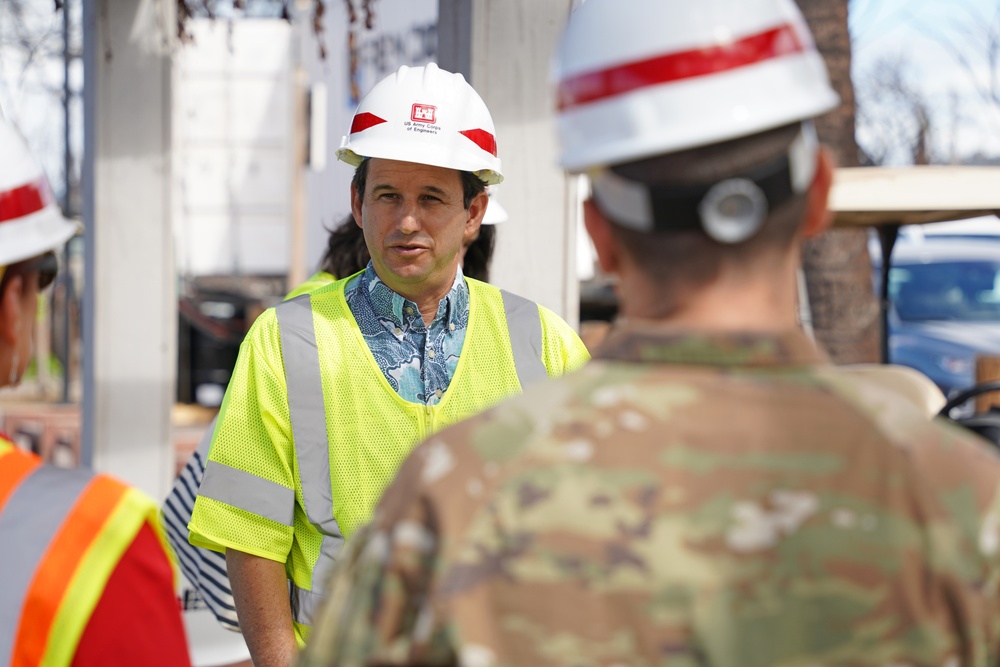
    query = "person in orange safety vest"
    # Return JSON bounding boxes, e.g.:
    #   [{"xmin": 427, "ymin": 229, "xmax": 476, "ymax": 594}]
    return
[{"xmin": 0, "ymin": 115, "xmax": 192, "ymax": 666}]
